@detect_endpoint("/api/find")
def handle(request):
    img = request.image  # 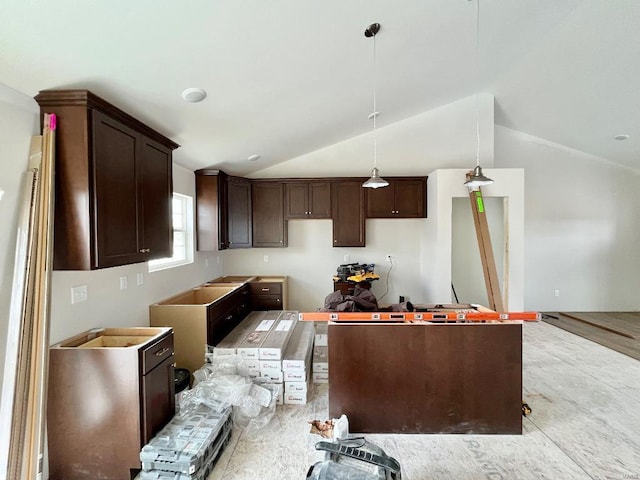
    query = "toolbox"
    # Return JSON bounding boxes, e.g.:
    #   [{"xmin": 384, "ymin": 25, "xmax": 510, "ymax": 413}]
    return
[
  {"xmin": 140, "ymin": 403, "xmax": 233, "ymax": 476},
  {"xmin": 307, "ymin": 437, "xmax": 401, "ymax": 480}
]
